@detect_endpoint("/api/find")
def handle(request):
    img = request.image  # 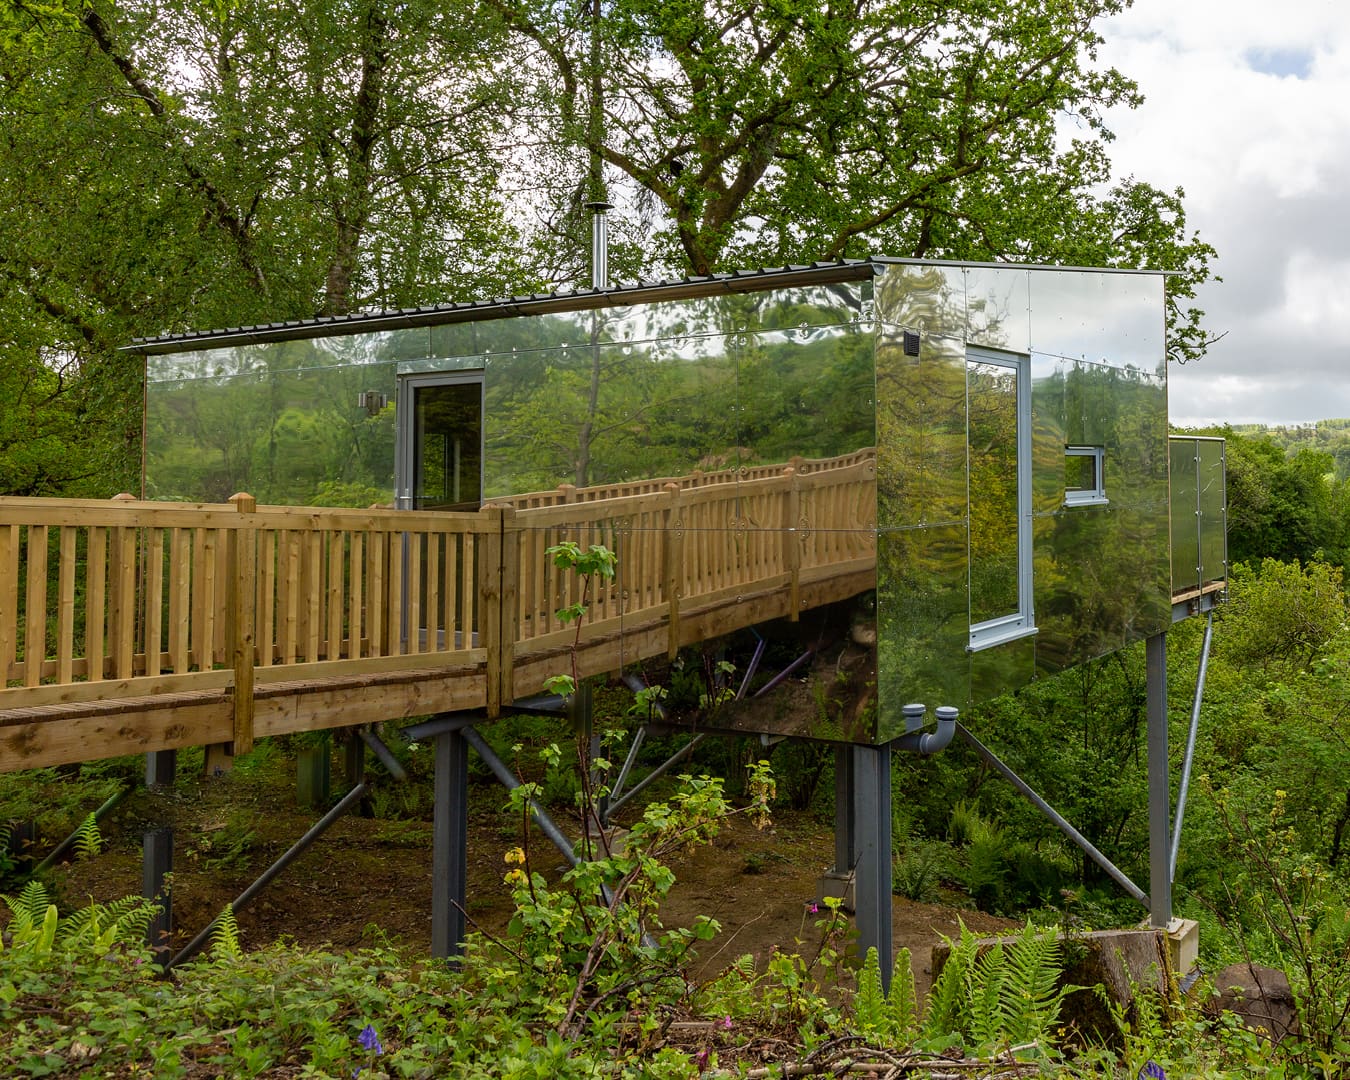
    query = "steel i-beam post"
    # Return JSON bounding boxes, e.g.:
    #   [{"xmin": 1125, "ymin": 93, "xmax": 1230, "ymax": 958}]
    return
[
  {"xmin": 142, "ymin": 827, "xmax": 173, "ymax": 957},
  {"xmin": 852, "ymin": 742, "xmax": 894, "ymax": 989},
  {"xmin": 1146, "ymin": 632, "xmax": 1171, "ymax": 928},
  {"xmin": 432, "ymin": 727, "xmax": 470, "ymax": 959}
]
